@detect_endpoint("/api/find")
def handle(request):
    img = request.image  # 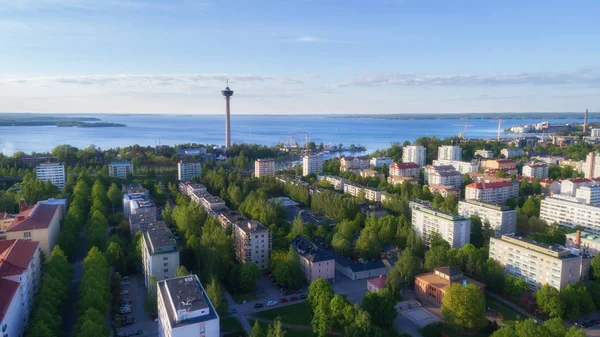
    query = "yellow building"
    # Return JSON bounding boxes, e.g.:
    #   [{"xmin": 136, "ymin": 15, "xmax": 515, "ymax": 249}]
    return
[{"xmin": 5, "ymin": 204, "xmax": 61, "ymax": 257}]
